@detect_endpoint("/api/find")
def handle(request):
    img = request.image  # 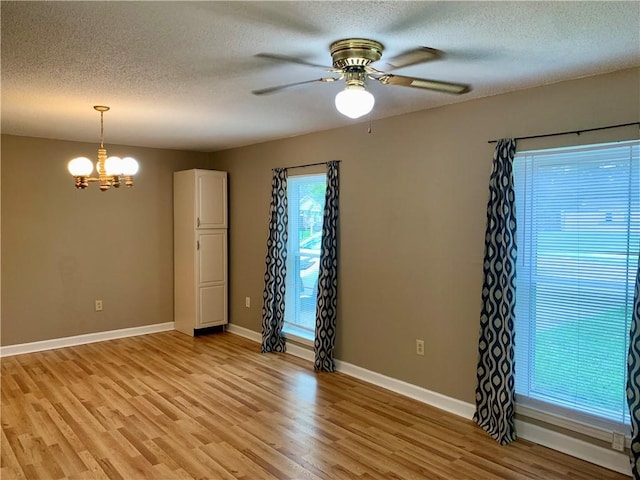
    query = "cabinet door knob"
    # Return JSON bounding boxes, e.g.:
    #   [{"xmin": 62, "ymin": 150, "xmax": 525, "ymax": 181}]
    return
[
  {"xmin": 197, "ymin": 217, "xmax": 201, "ymax": 228},
  {"xmin": 197, "ymin": 240, "xmax": 200, "ymax": 250}
]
